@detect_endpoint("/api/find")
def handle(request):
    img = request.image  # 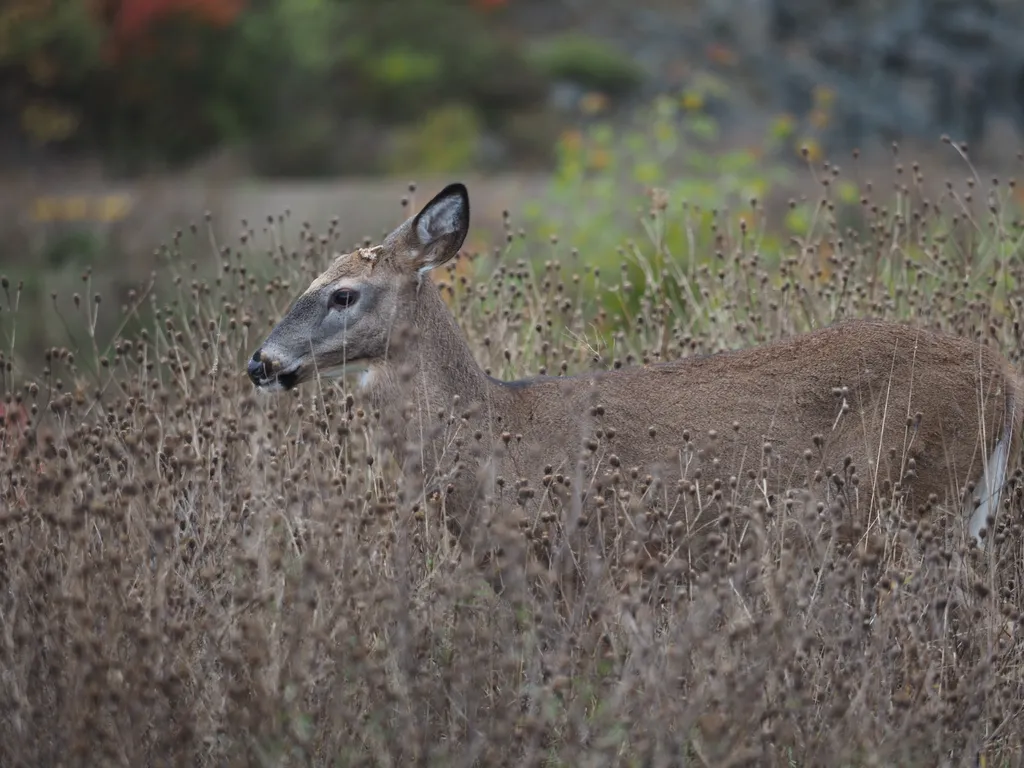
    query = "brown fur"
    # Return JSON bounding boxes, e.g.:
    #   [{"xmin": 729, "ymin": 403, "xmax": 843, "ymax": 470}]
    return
[{"xmin": 250, "ymin": 183, "xmax": 1023, "ymax": 570}]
